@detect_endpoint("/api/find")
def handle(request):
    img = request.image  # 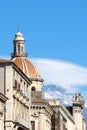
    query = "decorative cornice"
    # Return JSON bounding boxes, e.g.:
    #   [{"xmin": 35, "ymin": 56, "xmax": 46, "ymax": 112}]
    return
[{"xmin": 0, "ymin": 92, "xmax": 8, "ymax": 102}]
